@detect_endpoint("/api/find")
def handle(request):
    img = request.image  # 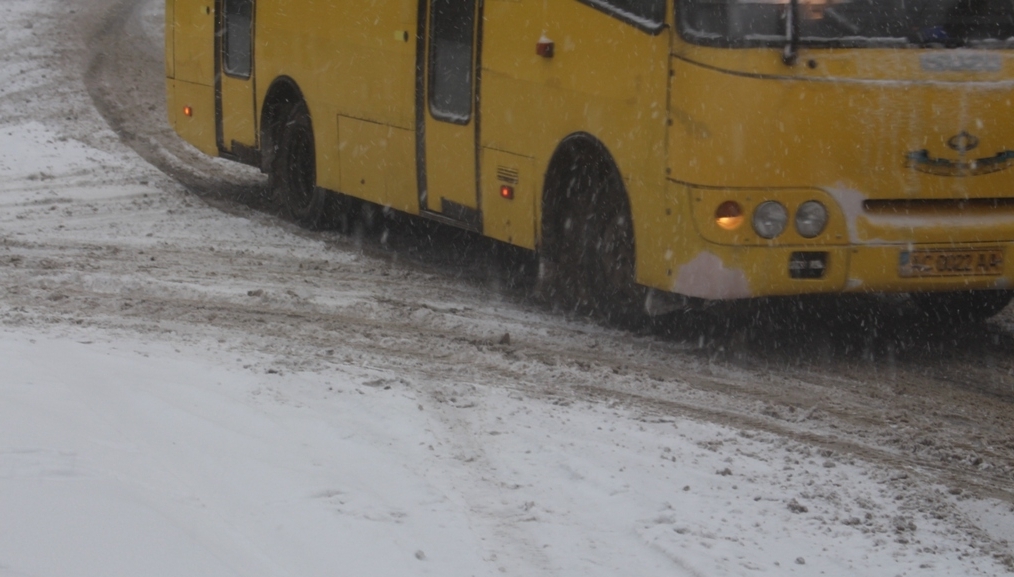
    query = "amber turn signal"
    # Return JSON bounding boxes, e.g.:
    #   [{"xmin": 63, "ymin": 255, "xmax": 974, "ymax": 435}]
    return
[
  {"xmin": 715, "ymin": 201, "xmax": 744, "ymax": 230},
  {"xmin": 183, "ymin": 106, "xmax": 194, "ymax": 117}
]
